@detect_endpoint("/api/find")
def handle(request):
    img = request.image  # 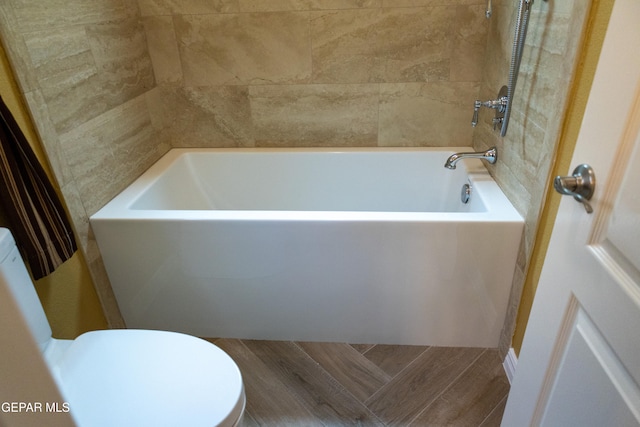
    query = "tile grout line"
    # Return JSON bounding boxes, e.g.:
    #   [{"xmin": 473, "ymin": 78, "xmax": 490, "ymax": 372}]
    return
[
  {"xmin": 478, "ymin": 393, "xmax": 509, "ymax": 427},
  {"xmin": 362, "ymin": 345, "xmax": 433, "ymax": 406},
  {"xmin": 365, "ymin": 345, "xmax": 432, "ymax": 381},
  {"xmin": 403, "ymin": 348, "xmax": 489, "ymax": 426},
  {"xmin": 239, "ymin": 339, "xmax": 322, "ymax": 426},
  {"xmin": 358, "ymin": 343, "xmax": 377, "ymax": 356},
  {"xmin": 292, "ymin": 341, "xmax": 388, "ymax": 426}
]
